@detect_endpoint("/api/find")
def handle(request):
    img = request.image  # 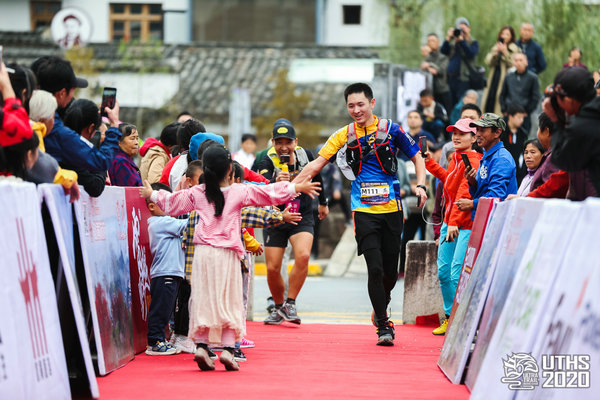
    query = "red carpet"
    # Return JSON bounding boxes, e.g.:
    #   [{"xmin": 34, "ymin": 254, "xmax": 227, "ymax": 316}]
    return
[{"xmin": 97, "ymin": 322, "xmax": 469, "ymax": 399}]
